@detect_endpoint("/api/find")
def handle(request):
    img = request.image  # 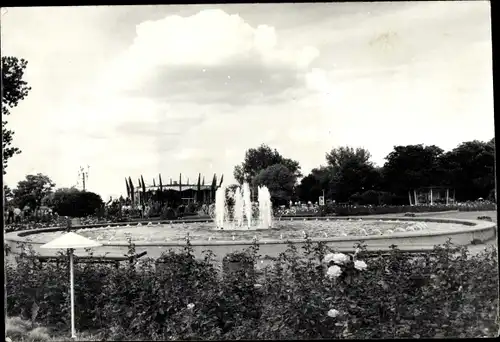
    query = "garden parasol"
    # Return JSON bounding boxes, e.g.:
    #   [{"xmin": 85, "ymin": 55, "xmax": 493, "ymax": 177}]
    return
[{"xmin": 40, "ymin": 232, "xmax": 102, "ymax": 339}]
